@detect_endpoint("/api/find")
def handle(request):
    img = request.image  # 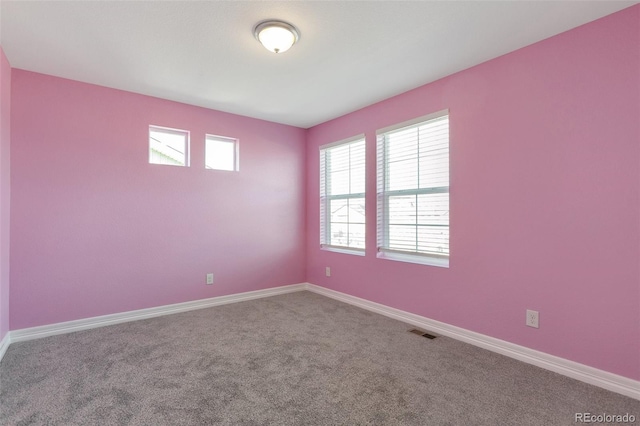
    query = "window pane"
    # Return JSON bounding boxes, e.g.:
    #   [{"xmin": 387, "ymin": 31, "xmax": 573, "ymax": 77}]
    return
[
  {"xmin": 328, "ymin": 144, "xmax": 350, "ymax": 194},
  {"xmin": 348, "ymin": 223, "xmax": 366, "ymax": 249},
  {"xmin": 149, "ymin": 126, "xmax": 188, "ymax": 166},
  {"xmin": 328, "ymin": 197, "xmax": 365, "ymax": 248},
  {"xmin": 388, "ymin": 158, "xmax": 418, "ymax": 191},
  {"xmin": 329, "ymin": 223, "xmax": 349, "ymax": 247},
  {"xmin": 417, "ymin": 225, "xmax": 449, "ymax": 255},
  {"xmin": 417, "ymin": 193, "xmax": 449, "ymax": 226},
  {"xmin": 348, "ymin": 197, "xmax": 366, "ymax": 224},
  {"xmin": 388, "ymin": 195, "xmax": 416, "ymax": 225},
  {"xmin": 320, "ymin": 137, "xmax": 366, "ymax": 250},
  {"xmin": 330, "ymin": 199, "xmax": 348, "ymax": 223},
  {"xmin": 388, "ymin": 224, "xmax": 417, "ymax": 252},
  {"xmin": 329, "ymin": 170, "xmax": 350, "ymax": 195},
  {"xmin": 328, "ymin": 144, "xmax": 349, "ymax": 171},
  {"xmin": 387, "ymin": 128, "xmax": 417, "ymax": 162},
  {"xmin": 419, "ymin": 150, "xmax": 448, "ymax": 189},
  {"xmin": 206, "ymin": 136, "xmax": 237, "ymax": 171},
  {"xmin": 351, "ymin": 164, "xmax": 366, "ymax": 194}
]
